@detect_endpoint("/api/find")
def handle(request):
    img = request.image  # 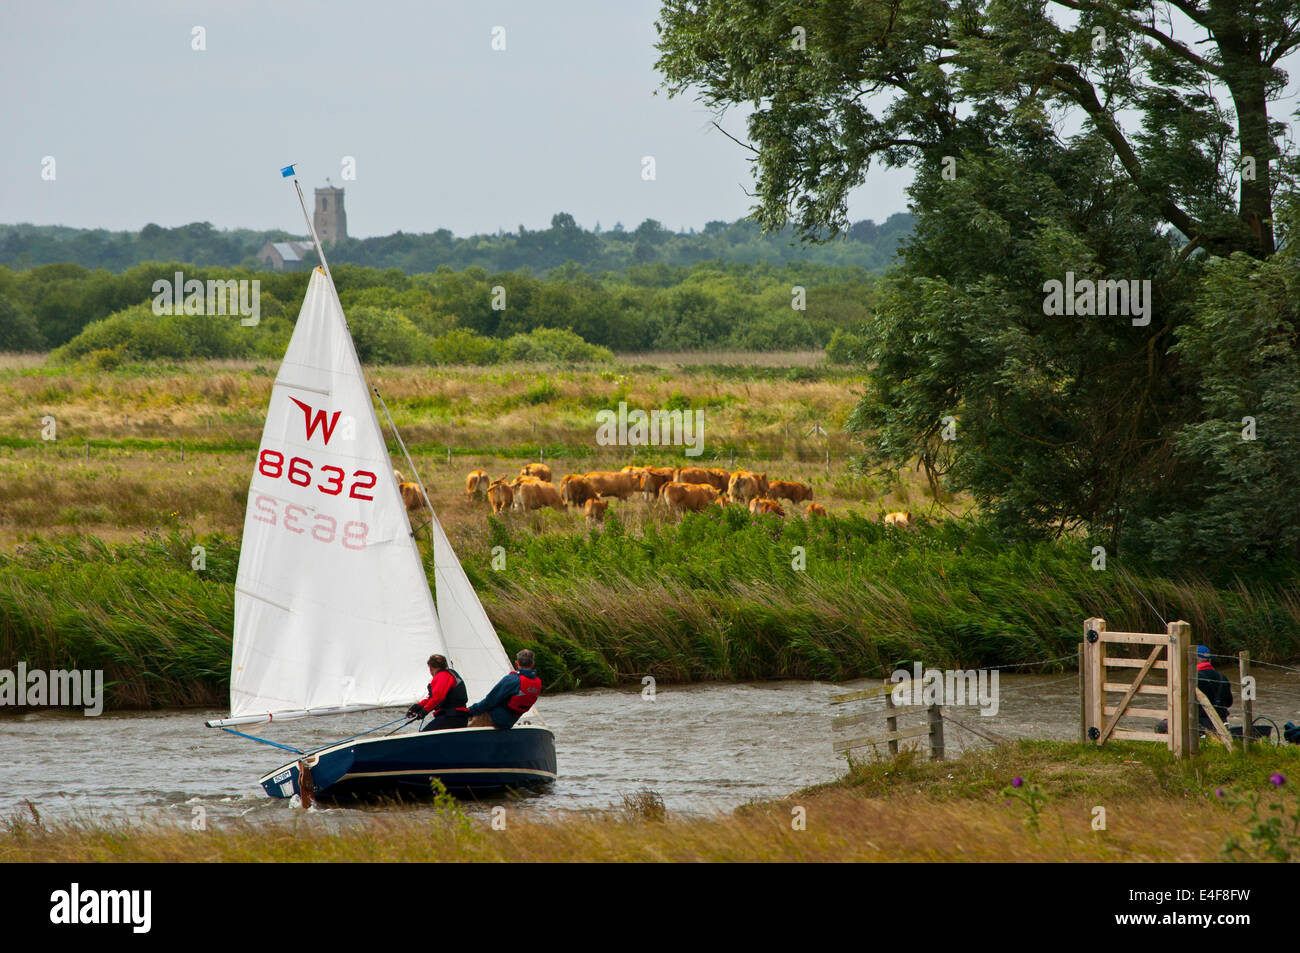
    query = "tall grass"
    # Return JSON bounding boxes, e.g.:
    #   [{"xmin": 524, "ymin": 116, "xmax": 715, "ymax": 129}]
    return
[
  {"xmin": 0, "ymin": 532, "xmax": 235, "ymax": 708},
  {"xmin": 1, "ymin": 517, "xmax": 1297, "ymax": 711},
  {"xmin": 4, "ymin": 741, "xmax": 1295, "ymax": 862}
]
